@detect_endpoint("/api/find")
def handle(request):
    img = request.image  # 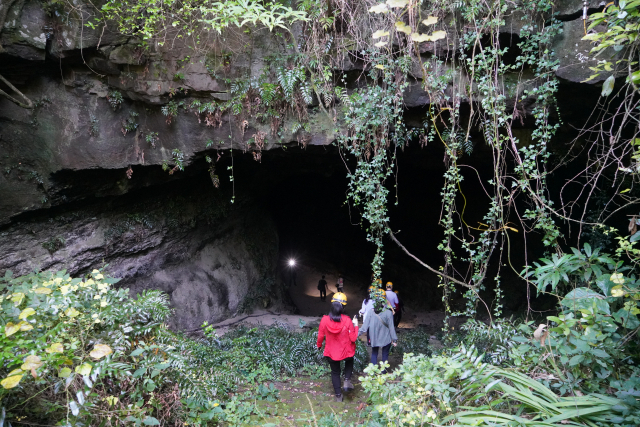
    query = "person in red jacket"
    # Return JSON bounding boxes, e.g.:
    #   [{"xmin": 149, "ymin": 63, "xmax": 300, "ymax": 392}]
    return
[{"xmin": 316, "ymin": 292, "xmax": 359, "ymax": 402}]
